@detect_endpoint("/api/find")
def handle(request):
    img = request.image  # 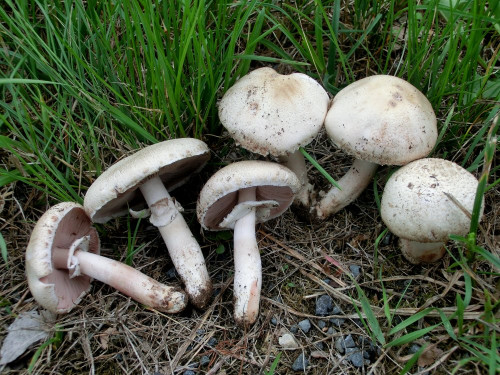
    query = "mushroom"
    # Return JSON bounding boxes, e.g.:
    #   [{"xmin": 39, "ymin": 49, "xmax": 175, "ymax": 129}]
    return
[
  {"xmin": 380, "ymin": 158, "xmax": 483, "ymax": 264},
  {"xmin": 197, "ymin": 160, "xmax": 300, "ymax": 326},
  {"xmin": 26, "ymin": 202, "xmax": 187, "ymax": 314},
  {"xmin": 315, "ymin": 75, "xmax": 438, "ymax": 218},
  {"xmin": 84, "ymin": 138, "xmax": 212, "ymax": 308},
  {"xmin": 218, "ymin": 67, "xmax": 330, "ymax": 206}
]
